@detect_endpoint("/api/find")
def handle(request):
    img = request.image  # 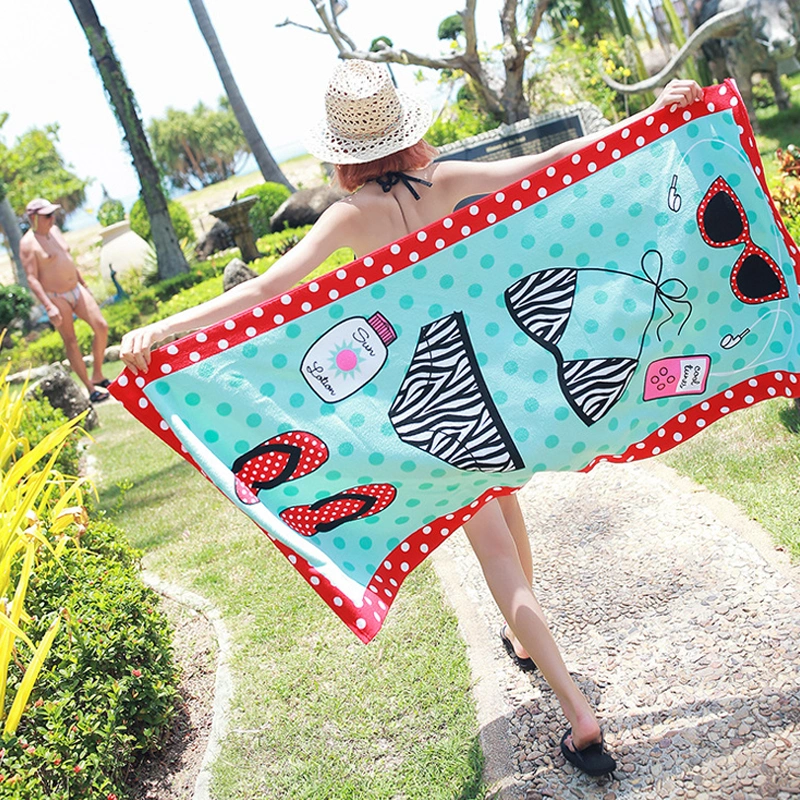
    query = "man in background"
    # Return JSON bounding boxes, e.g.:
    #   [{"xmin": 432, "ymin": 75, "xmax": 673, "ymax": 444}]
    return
[{"xmin": 20, "ymin": 198, "xmax": 110, "ymax": 402}]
